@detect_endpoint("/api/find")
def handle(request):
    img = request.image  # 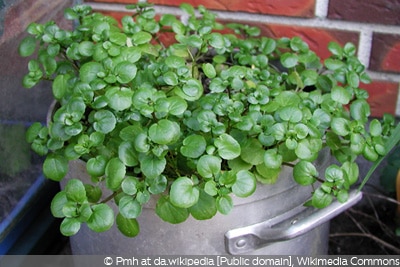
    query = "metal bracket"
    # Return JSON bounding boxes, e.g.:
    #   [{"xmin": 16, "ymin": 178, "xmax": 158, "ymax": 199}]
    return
[{"xmin": 225, "ymin": 190, "xmax": 362, "ymax": 254}]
